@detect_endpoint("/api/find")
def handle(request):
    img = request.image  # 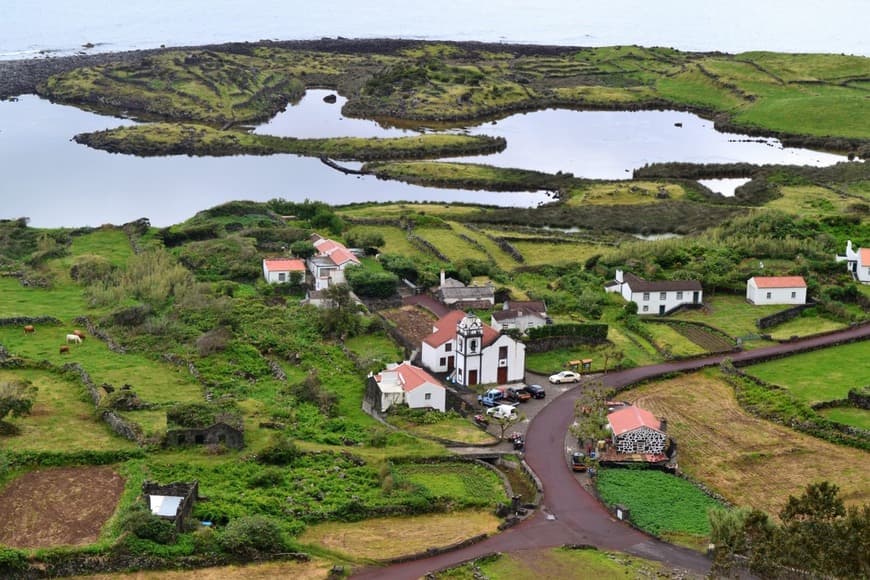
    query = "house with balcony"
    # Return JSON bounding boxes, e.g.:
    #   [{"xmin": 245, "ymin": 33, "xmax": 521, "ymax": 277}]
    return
[
  {"xmin": 363, "ymin": 361, "xmax": 446, "ymax": 414},
  {"xmin": 307, "ymin": 234, "xmax": 361, "ymax": 290}
]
